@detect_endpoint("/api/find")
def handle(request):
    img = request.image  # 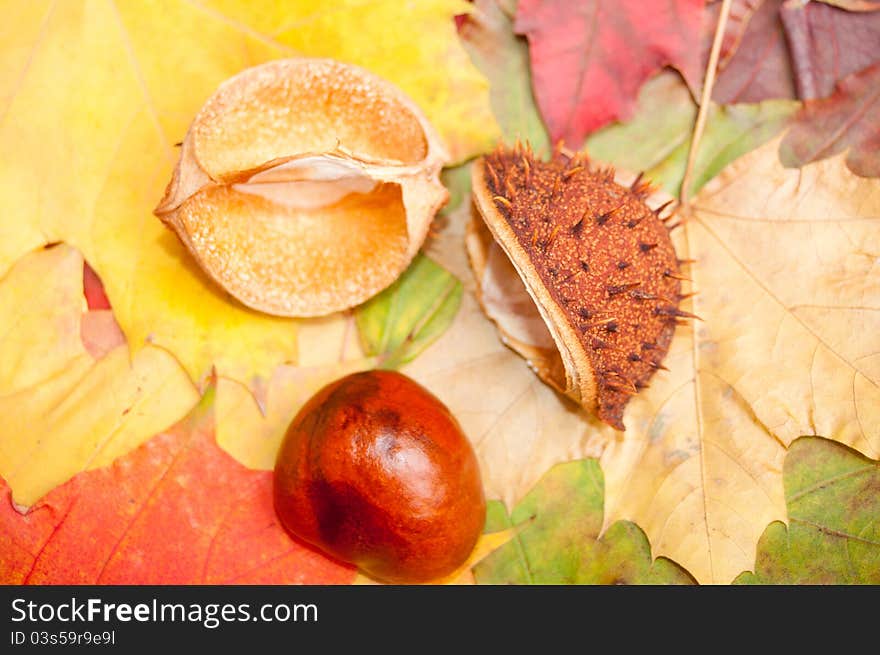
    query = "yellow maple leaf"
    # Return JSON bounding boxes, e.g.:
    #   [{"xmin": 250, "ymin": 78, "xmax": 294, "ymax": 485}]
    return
[
  {"xmin": 0, "ymin": 245, "xmax": 198, "ymax": 508},
  {"xmin": 0, "ymin": 0, "xmax": 499, "ymax": 390}
]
